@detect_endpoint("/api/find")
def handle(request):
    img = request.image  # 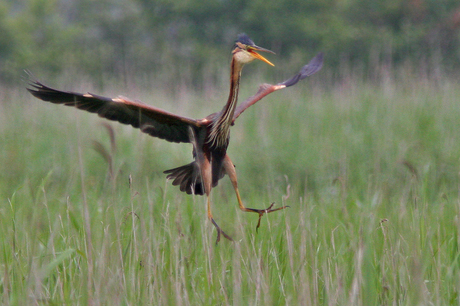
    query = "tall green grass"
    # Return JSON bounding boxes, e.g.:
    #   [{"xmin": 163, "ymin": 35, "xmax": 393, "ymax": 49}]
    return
[{"xmin": 1, "ymin": 72, "xmax": 460, "ymax": 305}]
